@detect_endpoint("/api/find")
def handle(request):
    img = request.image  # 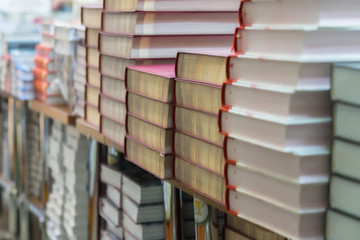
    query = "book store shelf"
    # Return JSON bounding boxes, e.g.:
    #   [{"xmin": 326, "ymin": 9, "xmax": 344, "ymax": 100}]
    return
[{"xmin": 28, "ymin": 100, "xmax": 76, "ymax": 126}]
